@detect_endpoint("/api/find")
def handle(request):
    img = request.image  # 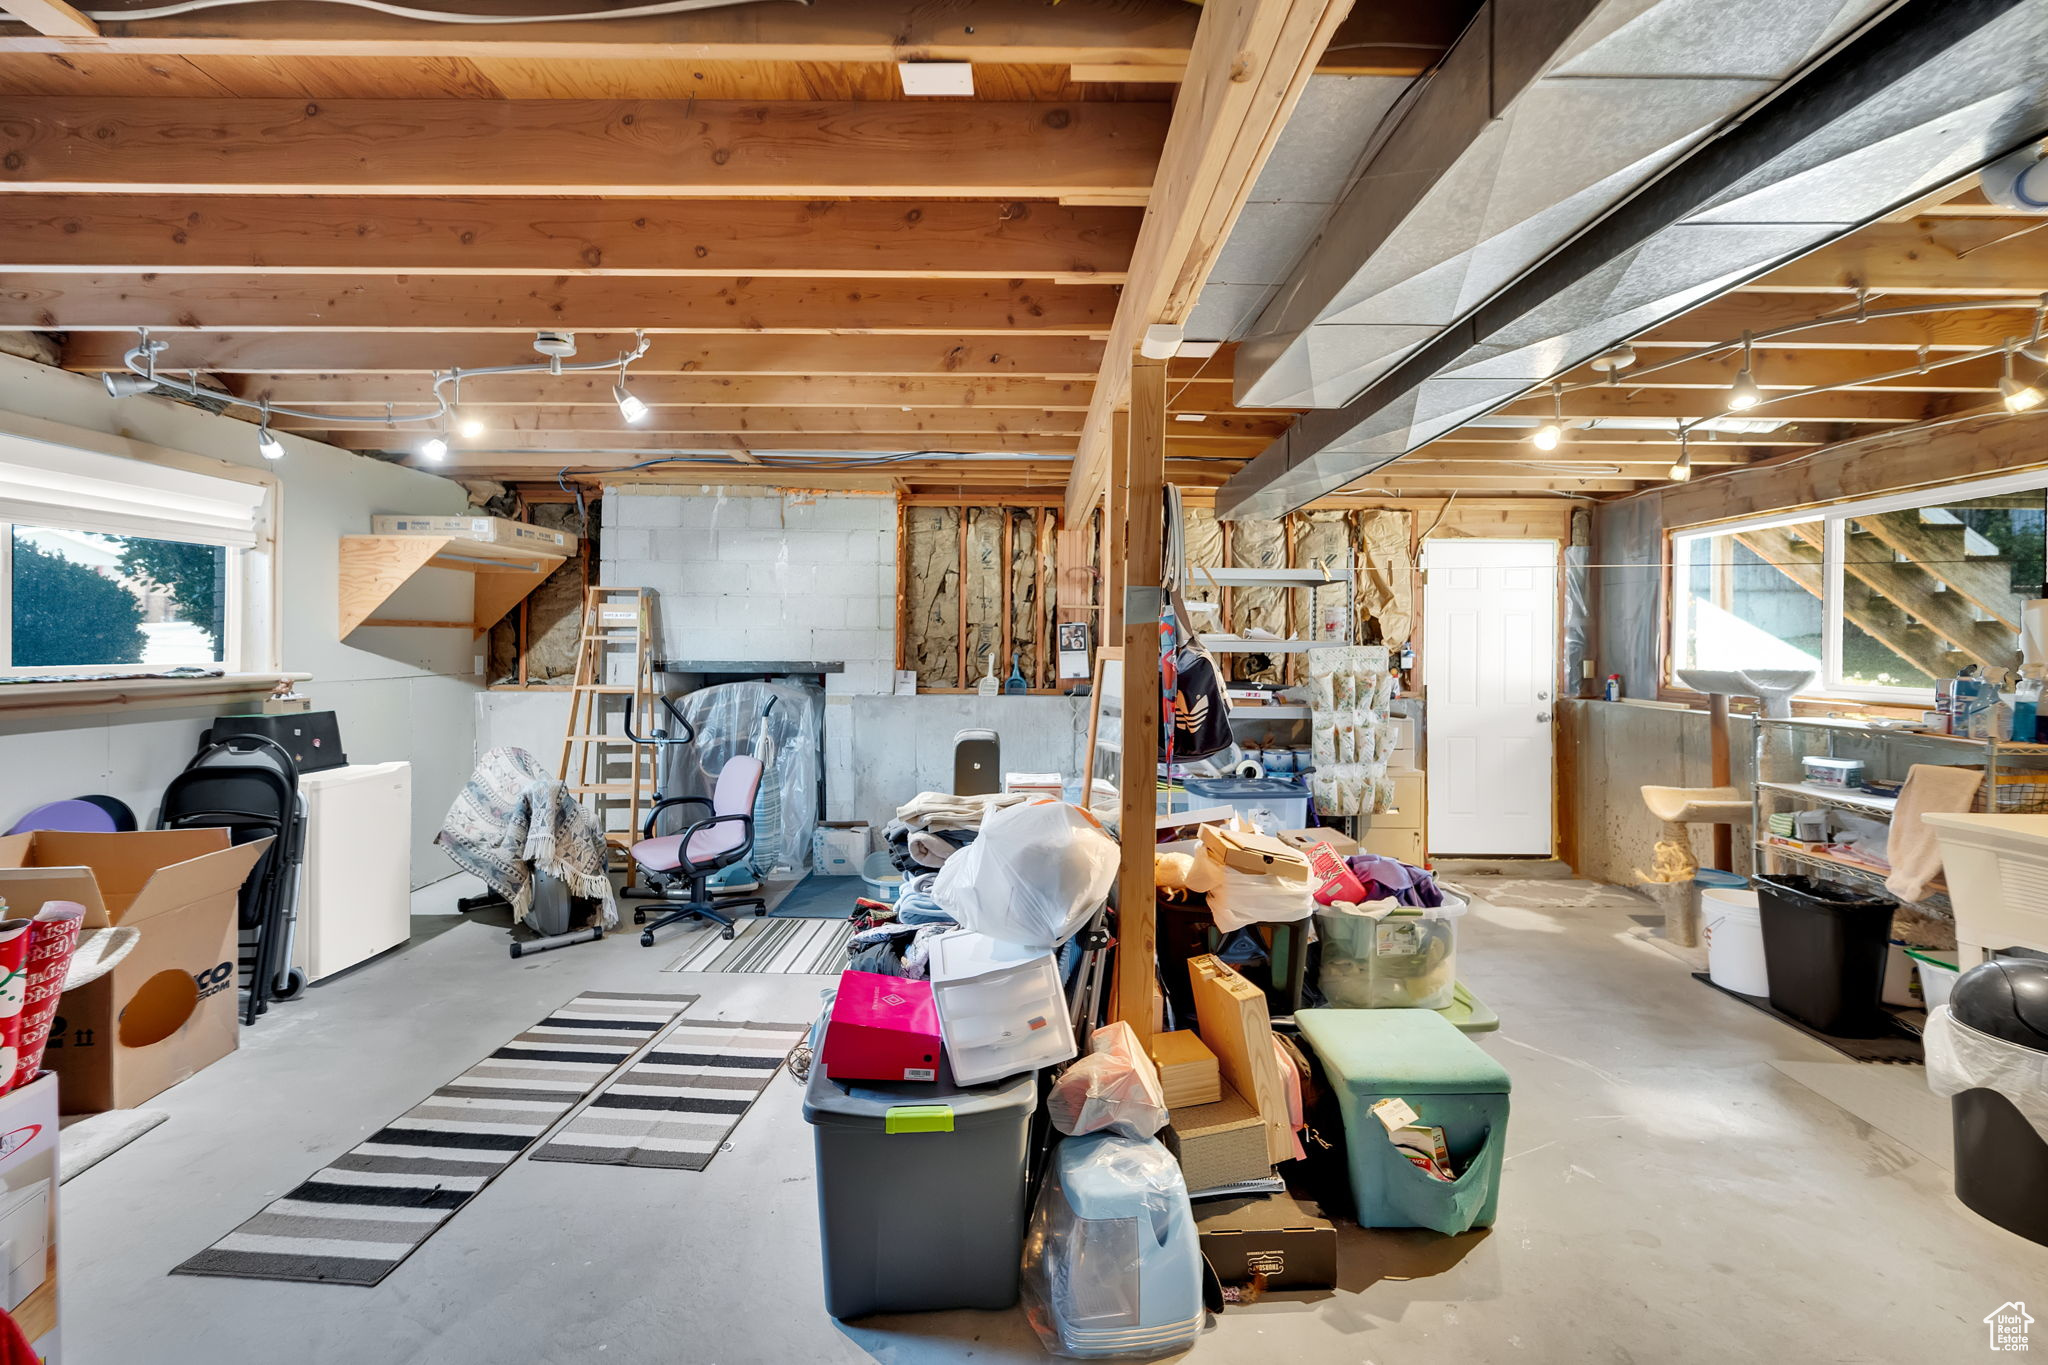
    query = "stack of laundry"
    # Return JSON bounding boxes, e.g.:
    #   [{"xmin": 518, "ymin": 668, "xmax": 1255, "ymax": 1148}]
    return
[
  {"xmin": 1345, "ymin": 853, "xmax": 1444, "ymax": 908},
  {"xmin": 845, "ymin": 871, "xmax": 960, "ymax": 978},
  {"xmin": 882, "ymin": 790, "xmax": 1034, "ymax": 874}
]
